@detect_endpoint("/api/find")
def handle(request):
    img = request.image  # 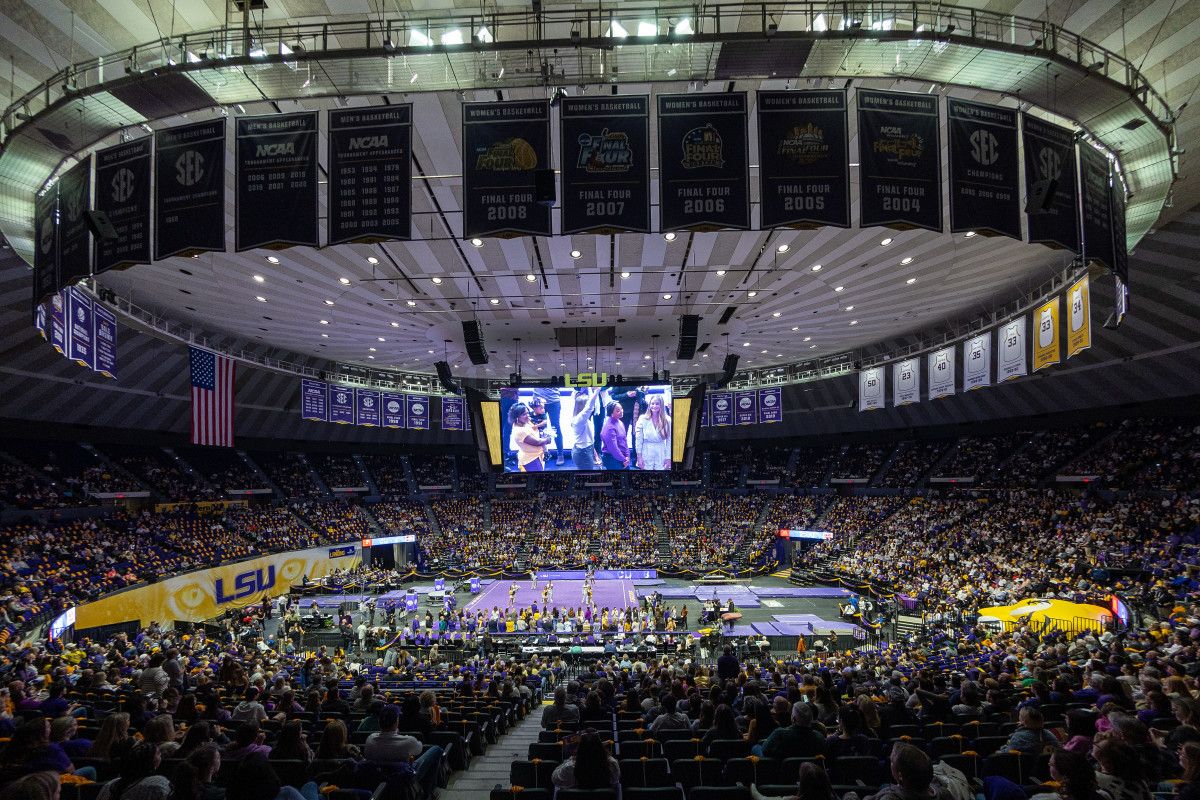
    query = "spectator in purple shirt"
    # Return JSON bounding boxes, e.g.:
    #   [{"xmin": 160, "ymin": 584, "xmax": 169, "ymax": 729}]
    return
[{"xmin": 600, "ymin": 402, "xmax": 630, "ymax": 470}]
